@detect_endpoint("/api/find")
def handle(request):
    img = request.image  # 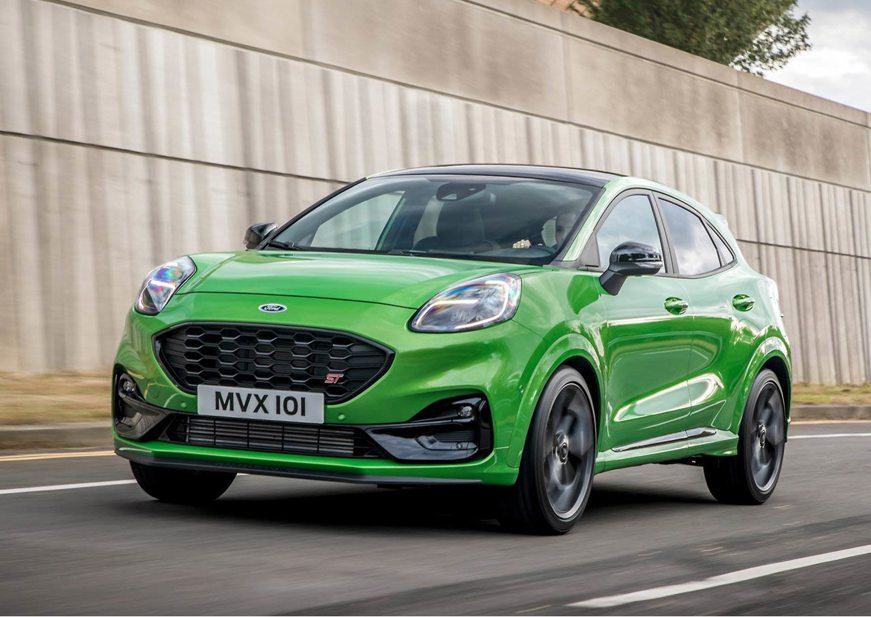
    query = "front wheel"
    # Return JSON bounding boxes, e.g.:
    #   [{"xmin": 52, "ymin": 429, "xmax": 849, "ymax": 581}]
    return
[
  {"xmin": 500, "ymin": 367, "xmax": 597, "ymax": 534},
  {"xmin": 704, "ymin": 368, "xmax": 786, "ymax": 504},
  {"xmin": 130, "ymin": 462, "xmax": 236, "ymax": 504}
]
